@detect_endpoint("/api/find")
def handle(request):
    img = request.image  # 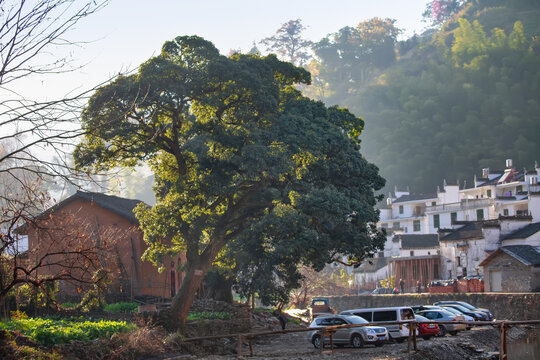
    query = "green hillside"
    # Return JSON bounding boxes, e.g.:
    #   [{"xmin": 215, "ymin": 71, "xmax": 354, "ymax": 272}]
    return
[{"xmin": 307, "ymin": 0, "xmax": 540, "ymax": 193}]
